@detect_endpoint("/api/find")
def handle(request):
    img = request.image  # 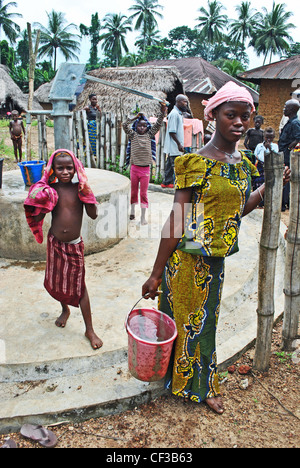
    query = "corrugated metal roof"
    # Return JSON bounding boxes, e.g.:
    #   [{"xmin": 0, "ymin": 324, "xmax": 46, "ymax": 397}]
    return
[
  {"xmin": 139, "ymin": 57, "xmax": 259, "ymax": 102},
  {"xmin": 239, "ymin": 55, "xmax": 300, "ymax": 84}
]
